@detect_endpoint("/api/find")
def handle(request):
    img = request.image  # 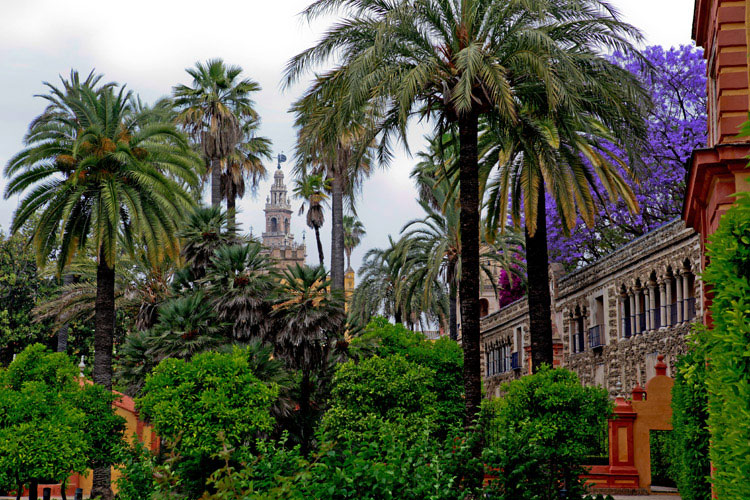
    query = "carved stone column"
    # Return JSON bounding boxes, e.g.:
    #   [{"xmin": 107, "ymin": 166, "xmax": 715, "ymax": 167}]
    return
[
  {"xmin": 659, "ymin": 281, "xmax": 667, "ymax": 329},
  {"xmin": 676, "ymin": 272, "xmax": 684, "ymax": 323},
  {"xmin": 629, "ymin": 292, "xmax": 636, "ymax": 337},
  {"xmin": 682, "ymin": 271, "xmax": 691, "ymax": 321},
  {"xmin": 648, "ymin": 281, "xmax": 657, "ymax": 331},
  {"xmin": 665, "ymin": 277, "xmax": 673, "ymax": 327},
  {"xmin": 634, "ymin": 287, "xmax": 642, "ymax": 334}
]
